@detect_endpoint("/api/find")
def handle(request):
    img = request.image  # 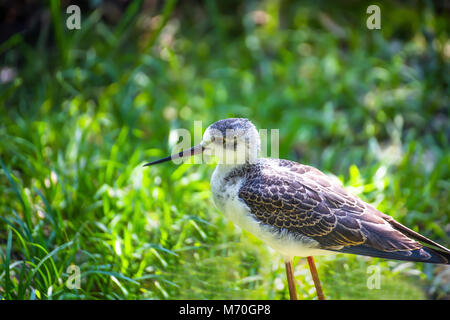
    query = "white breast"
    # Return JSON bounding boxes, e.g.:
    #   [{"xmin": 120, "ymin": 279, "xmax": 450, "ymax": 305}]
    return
[{"xmin": 210, "ymin": 164, "xmax": 335, "ymax": 259}]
